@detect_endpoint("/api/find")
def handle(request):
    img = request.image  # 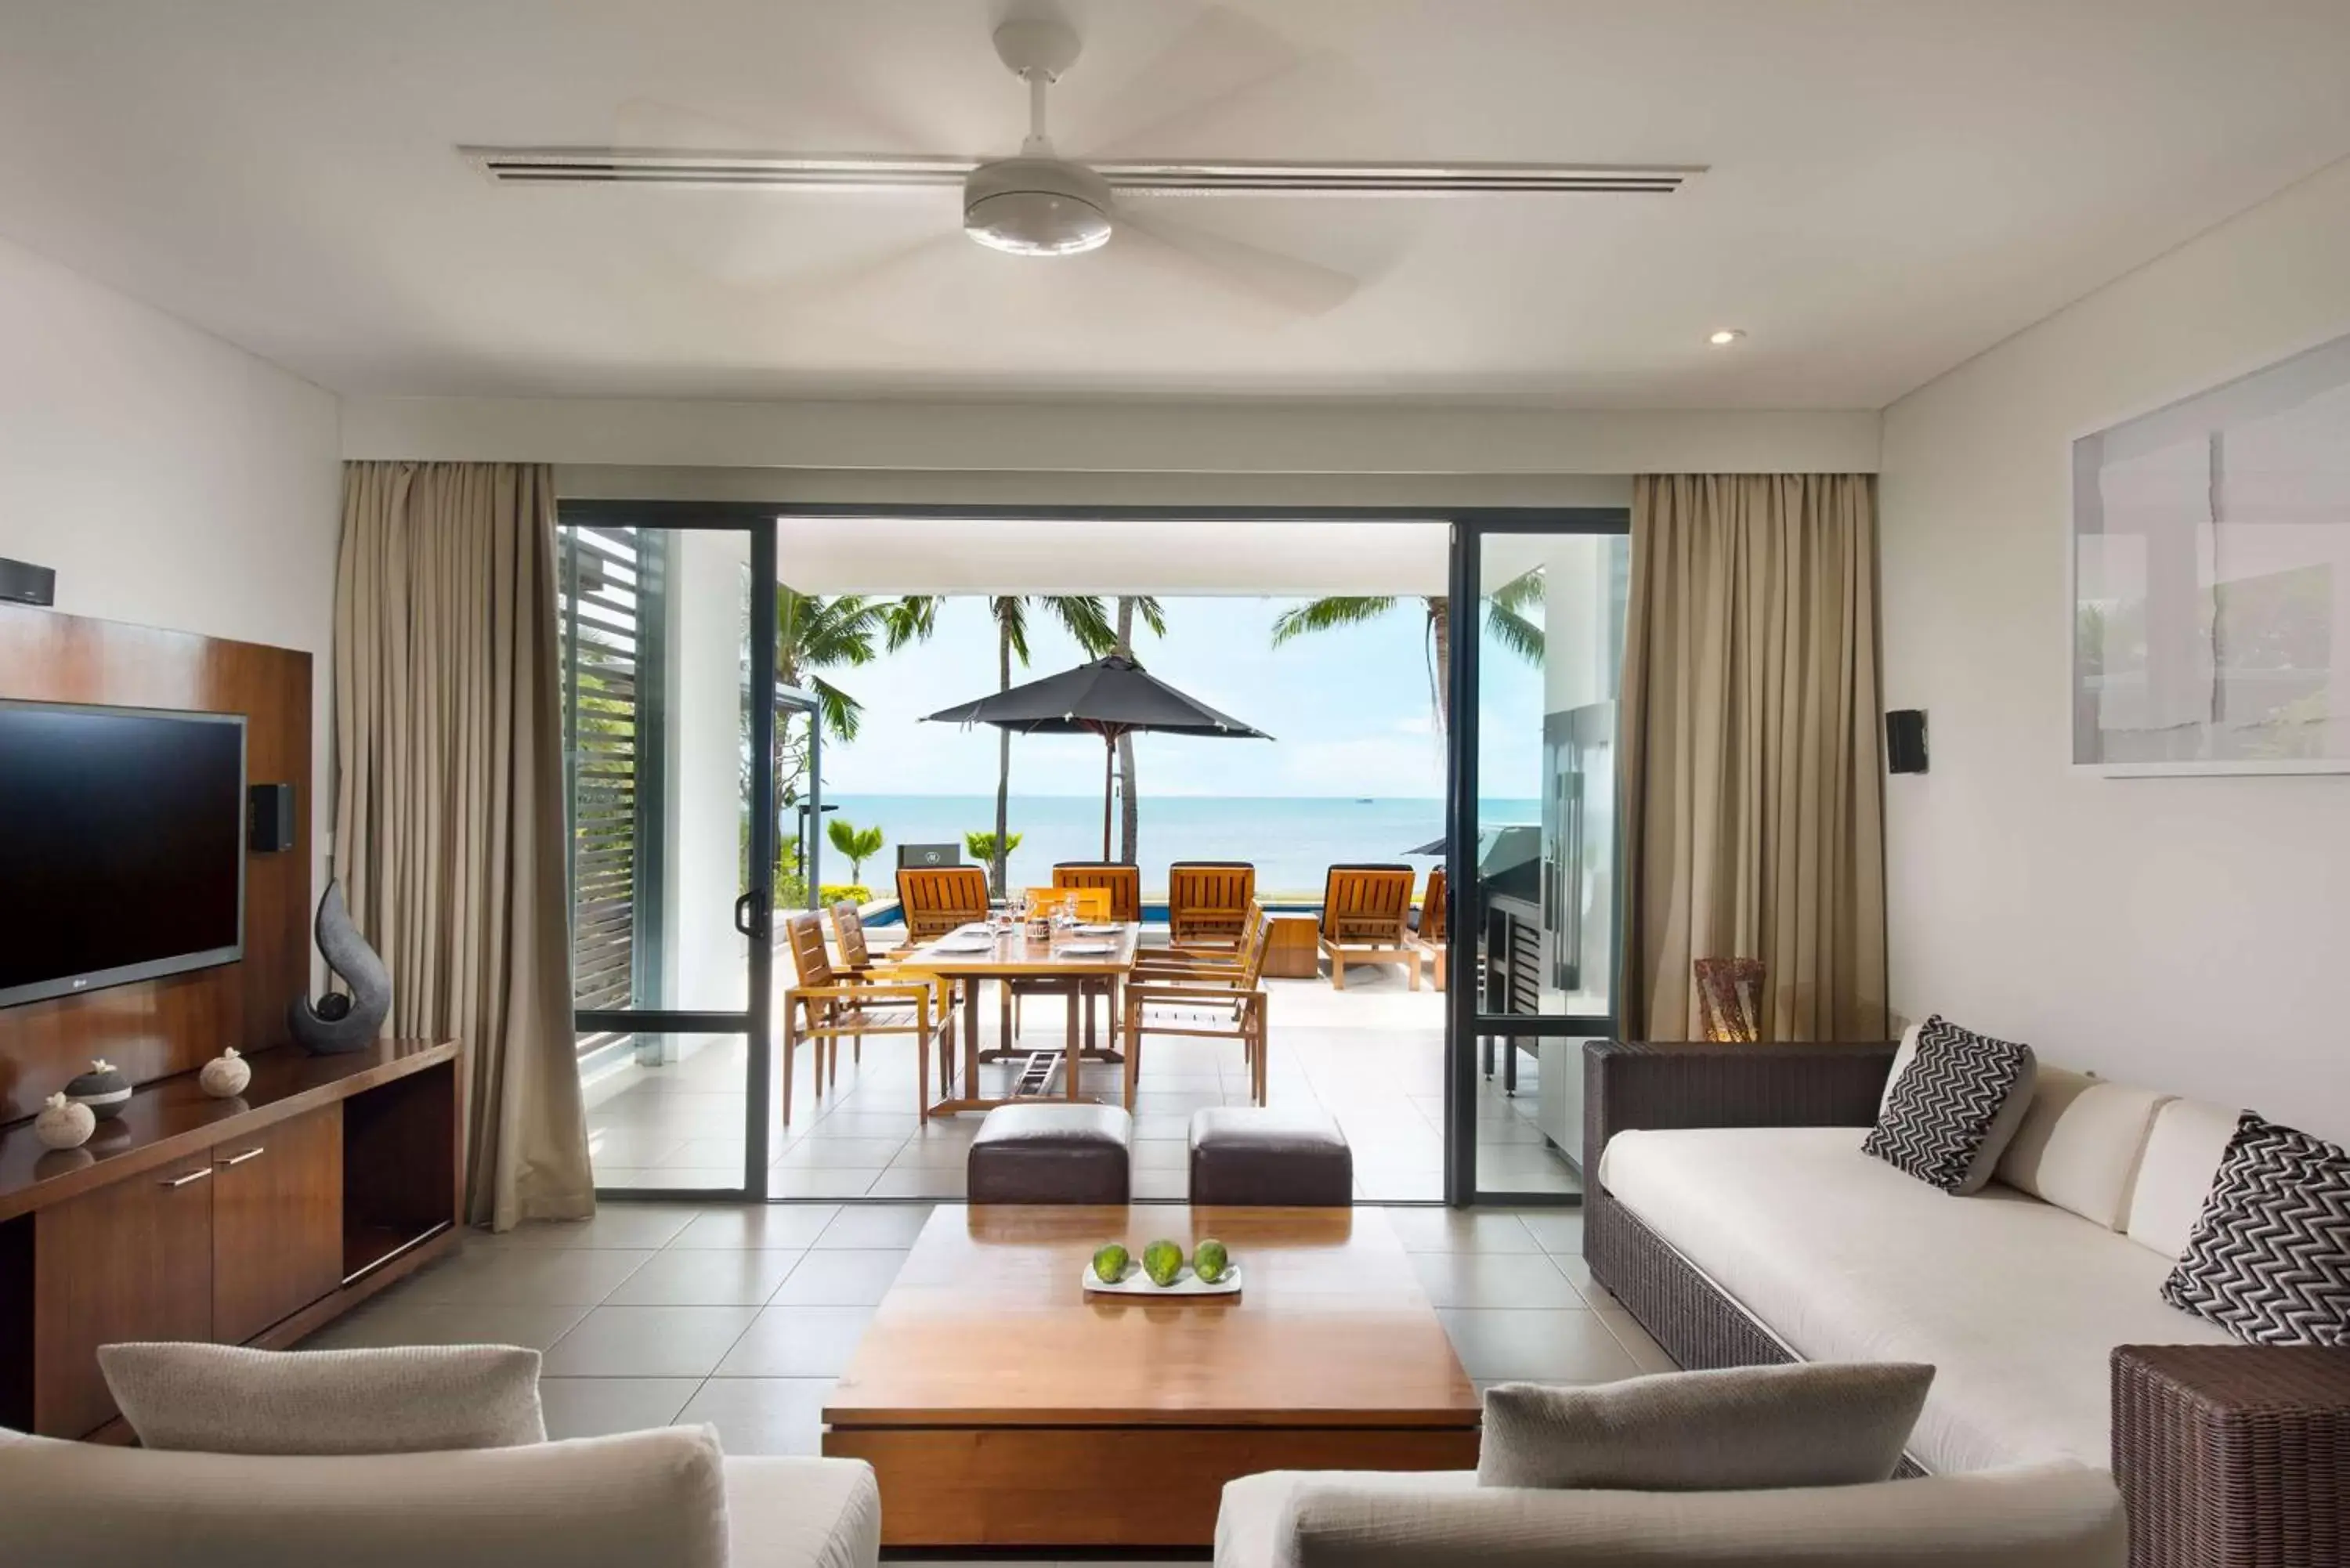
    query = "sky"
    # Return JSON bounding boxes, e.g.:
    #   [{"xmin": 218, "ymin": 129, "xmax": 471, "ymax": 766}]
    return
[{"xmin": 810, "ymin": 594, "xmax": 1546, "ymax": 800}]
